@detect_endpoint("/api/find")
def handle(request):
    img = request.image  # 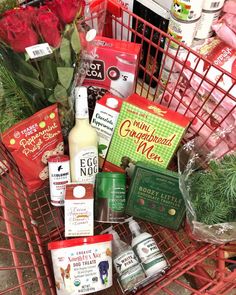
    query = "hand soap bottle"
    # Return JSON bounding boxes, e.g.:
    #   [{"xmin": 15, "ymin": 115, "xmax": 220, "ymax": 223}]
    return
[
  {"xmin": 101, "ymin": 226, "xmax": 145, "ymax": 291},
  {"xmin": 127, "ymin": 217, "xmax": 168, "ymax": 277}
]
